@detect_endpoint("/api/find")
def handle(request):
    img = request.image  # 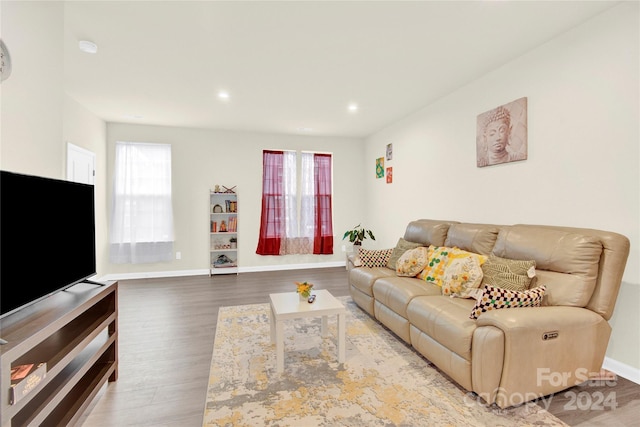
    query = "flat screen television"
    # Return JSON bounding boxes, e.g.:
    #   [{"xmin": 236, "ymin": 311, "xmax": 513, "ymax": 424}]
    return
[{"xmin": 0, "ymin": 170, "xmax": 97, "ymax": 319}]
